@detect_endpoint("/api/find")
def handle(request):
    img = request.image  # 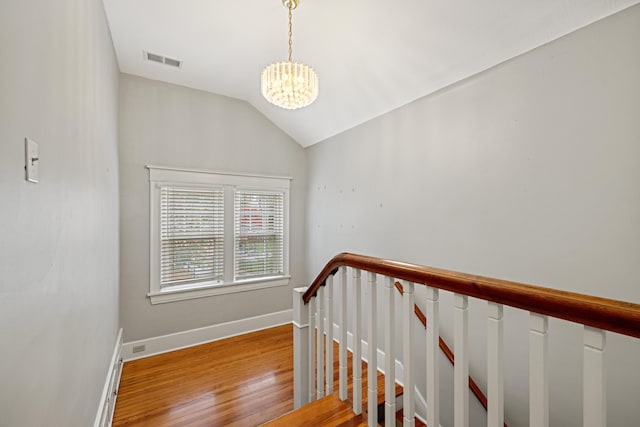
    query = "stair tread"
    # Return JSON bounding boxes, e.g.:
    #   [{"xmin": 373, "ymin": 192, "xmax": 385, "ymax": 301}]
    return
[
  {"xmin": 329, "ymin": 339, "xmax": 403, "ymax": 408},
  {"xmin": 261, "ymin": 393, "xmax": 377, "ymax": 426},
  {"xmin": 263, "ymin": 340, "xmax": 402, "ymax": 426},
  {"xmin": 334, "ymin": 413, "xmax": 372, "ymax": 427}
]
